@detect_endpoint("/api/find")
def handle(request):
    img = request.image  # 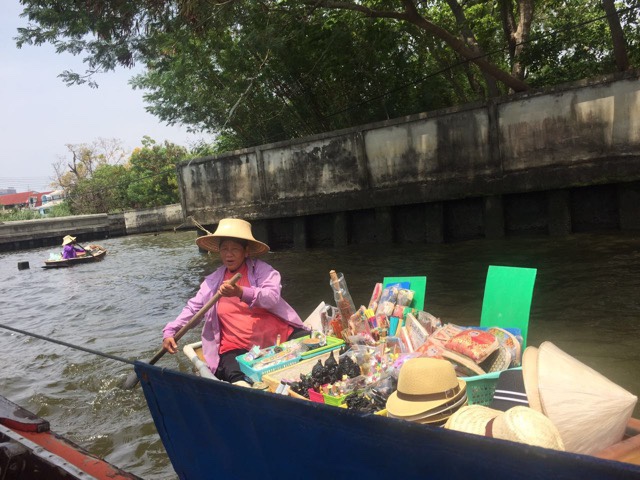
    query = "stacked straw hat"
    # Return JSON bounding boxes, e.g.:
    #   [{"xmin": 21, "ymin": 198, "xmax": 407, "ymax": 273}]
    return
[
  {"xmin": 195, "ymin": 218, "xmax": 269, "ymax": 256},
  {"xmin": 522, "ymin": 341, "xmax": 638, "ymax": 455},
  {"xmin": 444, "ymin": 405, "xmax": 565, "ymax": 451},
  {"xmin": 385, "ymin": 358, "xmax": 467, "ymax": 425}
]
